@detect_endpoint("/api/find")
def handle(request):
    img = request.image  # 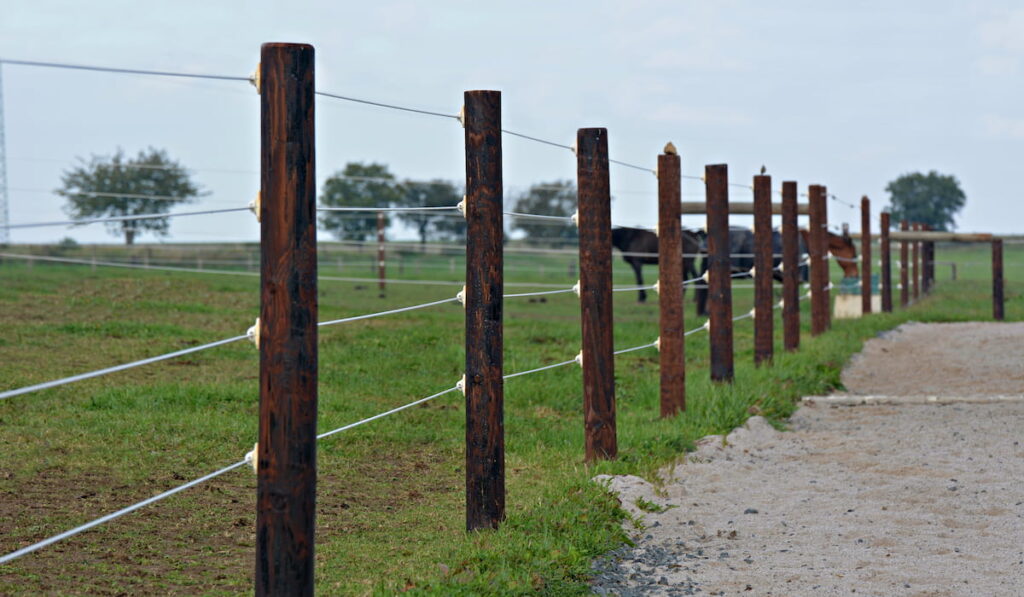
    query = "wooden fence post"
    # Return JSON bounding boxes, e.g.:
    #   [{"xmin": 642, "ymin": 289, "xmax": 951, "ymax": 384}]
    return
[
  {"xmin": 377, "ymin": 212, "xmax": 386, "ymax": 297},
  {"xmin": 923, "ymin": 225, "xmax": 934, "ymax": 293},
  {"xmin": 912, "ymin": 223, "xmax": 921, "ymax": 300},
  {"xmin": 463, "ymin": 89, "xmax": 505, "ymax": 530},
  {"xmin": 900, "ymin": 220, "xmax": 909, "ymax": 307},
  {"xmin": 993, "ymin": 238, "xmax": 1004, "ymax": 321},
  {"xmin": 860, "ymin": 196, "xmax": 872, "ymax": 314},
  {"xmin": 781, "ymin": 181, "xmax": 800, "ymax": 351},
  {"xmin": 577, "ymin": 128, "xmax": 616, "ymax": 461},
  {"xmin": 256, "ymin": 42, "xmax": 318, "ymax": 597},
  {"xmin": 880, "ymin": 212, "xmax": 892, "ymax": 313},
  {"xmin": 753, "ymin": 174, "xmax": 773, "ymax": 365},
  {"xmin": 657, "ymin": 144, "xmax": 685, "ymax": 416},
  {"xmin": 706, "ymin": 164, "xmax": 733, "ymax": 381},
  {"xmin": 808, "ymin": 185, "xmax": 828, "ymax": 335}
]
